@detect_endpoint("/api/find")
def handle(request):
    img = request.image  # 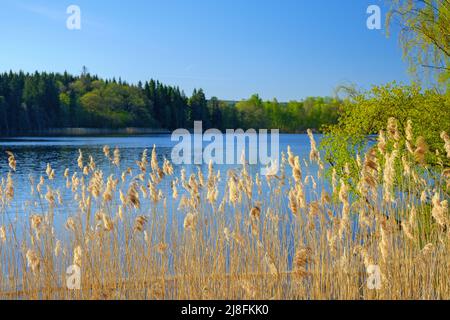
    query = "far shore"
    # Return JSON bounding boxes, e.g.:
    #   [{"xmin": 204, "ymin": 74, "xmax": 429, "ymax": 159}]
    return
[
  {"xmin": 0, "ymin": 127, "xmax": 171, "ymax": 137},
  {"xmin": 0, "ymin": 127, "xmax": 321, "ymax": 138}
]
